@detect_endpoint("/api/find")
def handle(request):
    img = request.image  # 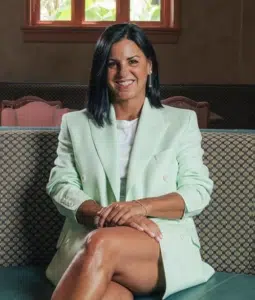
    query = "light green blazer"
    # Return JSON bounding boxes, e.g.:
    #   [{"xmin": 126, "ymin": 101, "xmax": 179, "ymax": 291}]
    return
[{"xmin": 46, "ymin": 98, "xmax": 215, "ymax": 299}]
